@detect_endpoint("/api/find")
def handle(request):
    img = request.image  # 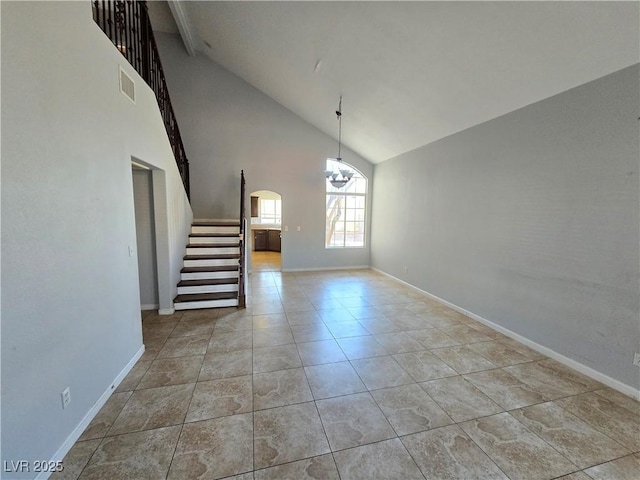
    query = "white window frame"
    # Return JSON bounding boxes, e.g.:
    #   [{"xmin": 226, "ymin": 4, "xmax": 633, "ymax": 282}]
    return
[
  {"xmin": 325, "ymin": 160, "xmax": 367, "ymax": 249},
  {"xmin": 260, "ymin": 198, "xmax": 281, "ymax": 224}
]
